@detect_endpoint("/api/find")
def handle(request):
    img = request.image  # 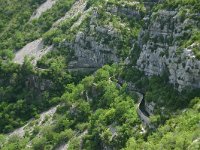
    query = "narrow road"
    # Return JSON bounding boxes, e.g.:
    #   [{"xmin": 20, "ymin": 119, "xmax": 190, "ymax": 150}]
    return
[{"xmin": 117, "ymin": 79, "xmax": 151, "ymax": 128}]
